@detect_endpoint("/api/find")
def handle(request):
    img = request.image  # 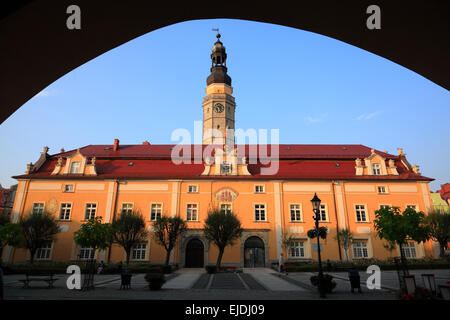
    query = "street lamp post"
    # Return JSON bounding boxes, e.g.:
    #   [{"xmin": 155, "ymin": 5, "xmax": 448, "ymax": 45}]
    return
[{"xmin": 311, "ymin": 193, "xmax": 326, "ymax": 298}]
